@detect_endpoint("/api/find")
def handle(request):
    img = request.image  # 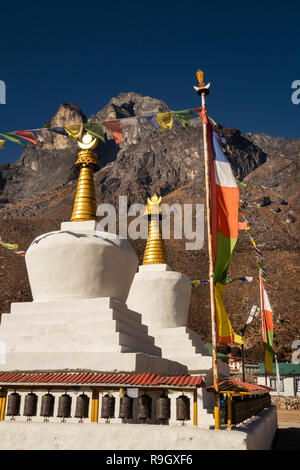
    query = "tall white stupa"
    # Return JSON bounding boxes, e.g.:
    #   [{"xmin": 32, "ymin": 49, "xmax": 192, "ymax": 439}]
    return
[{"xmin": 0, "ymin": 133, "xmax": 187, "ymax": 376}]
